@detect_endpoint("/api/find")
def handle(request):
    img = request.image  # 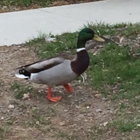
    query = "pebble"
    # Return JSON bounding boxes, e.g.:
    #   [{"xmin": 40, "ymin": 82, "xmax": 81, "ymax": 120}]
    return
[
  {"xmin": 94, "ymin": 93, "xmax": 102, "ymax": 99},
  {"xmin": 36, "ymin": 121, "xmax": 39, "ymax": 125},
  {"xmin": 13, "ymin": 7, "xmax": 20, "ymax": 11},
  {"xmin": 75, "ymin": 105, "xmax": 80, "ymax": 109},
  {"xmin": 22, "ymin": 93, "xmax": 30, "ymax": 100},
  {"xmin": 102, "ymin": 97, "xmax": 107, "ymax": 101},
  {"xmin": 137, "ymin": 34, "xmax": 140, "ymax": 39},
  {"xmin": 137, "ymin": 124, "xmax": 140, "ymax": 127},
  {"xmin": 0, "ymin": 67, "xmax": 3, "ymax": 71},
  {"xmin": 59, "ymin": 122, "xmax": 65, "ymax": 126},
  {"xmin": 100, "ymin": 122, "xmax": 108, "ymax": 126},
  {"xmin": 20, "ymin": 48, "xmax": 29, "ymax": 51},
  {"xmin": 96, "ymin": 108, "xmax": 102, "ymax": 113},
  {"xmin": 2, "ymin": 6, "xmax": 7, "ymax": 10},
  {"xmin": 8, "ymin": 104, "xmax": 14, "ymax": 109},
  {"xmin": 1, "ymin": 117, "xmax": 4, "ymax": 120},
  {"xmin": 86, "ymin": 106, "xmax": 90, "ymax": 109}
]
